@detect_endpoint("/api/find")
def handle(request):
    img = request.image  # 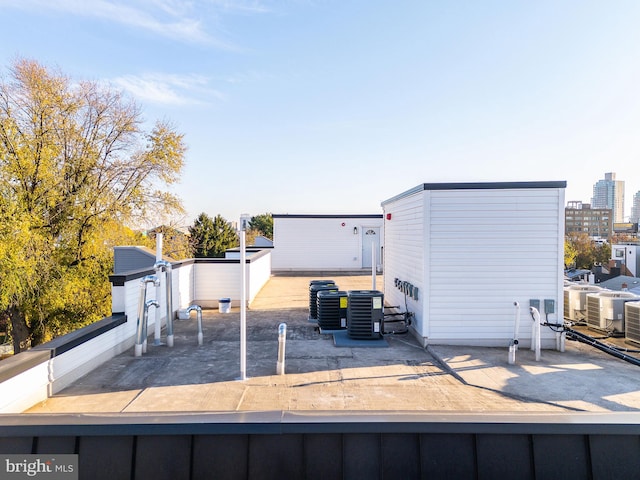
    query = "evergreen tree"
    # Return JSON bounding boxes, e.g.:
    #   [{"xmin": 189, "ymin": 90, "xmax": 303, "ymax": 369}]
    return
[
  {"xmin": 249, "ymin": 213, "xmax": 273, "ymax": 239},
  {"xmin": 189, "ymin": 213, "xmax": 238, "ymax": 257}
]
